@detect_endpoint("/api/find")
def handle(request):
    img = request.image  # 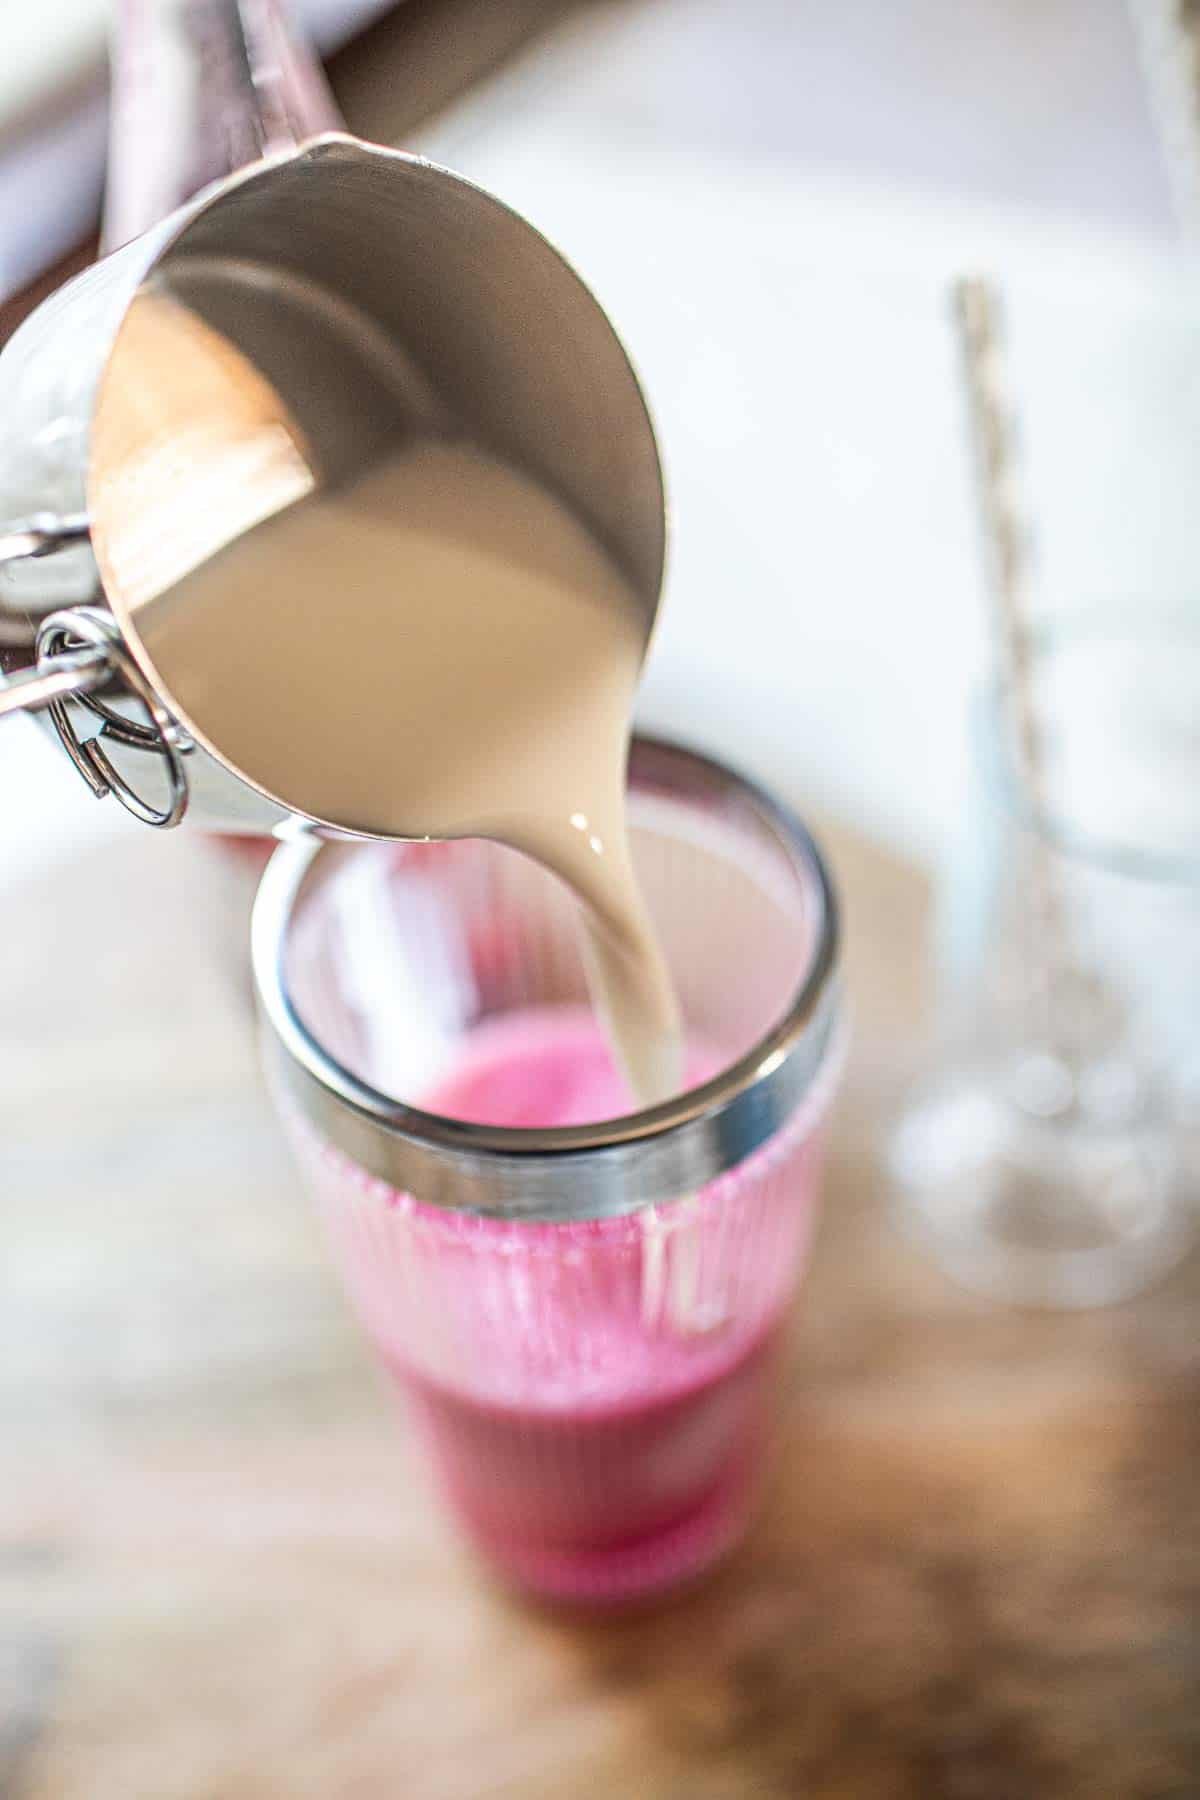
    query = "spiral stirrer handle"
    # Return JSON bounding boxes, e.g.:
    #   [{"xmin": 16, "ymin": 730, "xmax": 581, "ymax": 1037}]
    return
[
  {"xmin": 955, "ymin": 282, "xmax": 1047, "ymax": 806},
  {"xmin": 953, "ymin": 276, "xmax": 1067, "ymax": 1055},
  {"xmin": 1128, "ymin": 0, "xmax": 1200, "ymax": 241},
  {"xmin": 104, "ymin": 0, "xmax": 342, "ymax": 254}
]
